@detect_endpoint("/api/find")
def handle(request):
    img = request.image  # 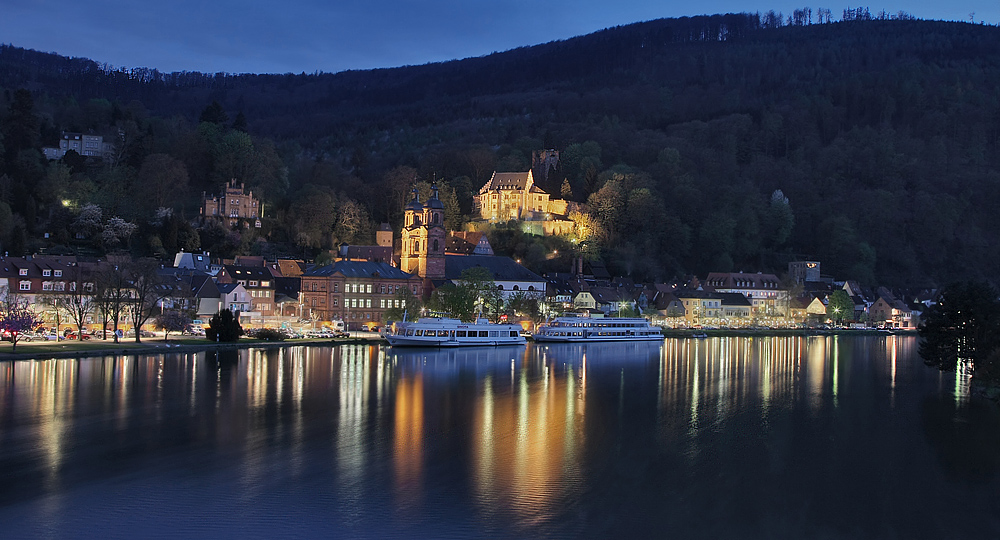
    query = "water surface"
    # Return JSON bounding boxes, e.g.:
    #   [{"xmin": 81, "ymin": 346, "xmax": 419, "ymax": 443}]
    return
[{"xmin": 1, "ymin": 336, "xmax": 998, "ymax": 539}]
